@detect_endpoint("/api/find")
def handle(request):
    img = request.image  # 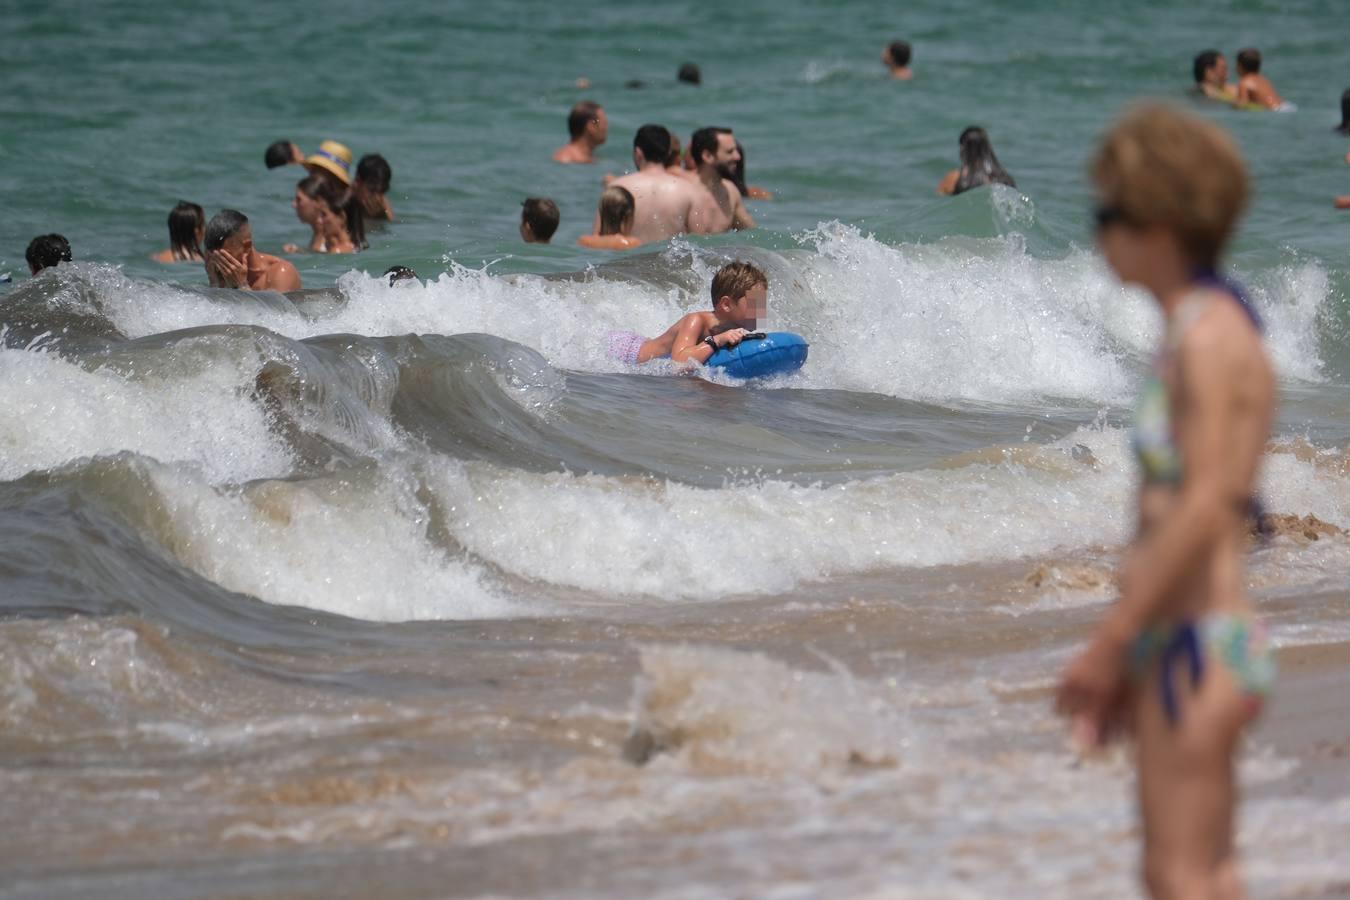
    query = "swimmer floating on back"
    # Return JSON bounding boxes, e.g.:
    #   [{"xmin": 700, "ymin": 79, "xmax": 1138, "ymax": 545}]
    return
[{"xmin": 607, "ymin": 260, "xmax": 765, "ymax": 365}]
